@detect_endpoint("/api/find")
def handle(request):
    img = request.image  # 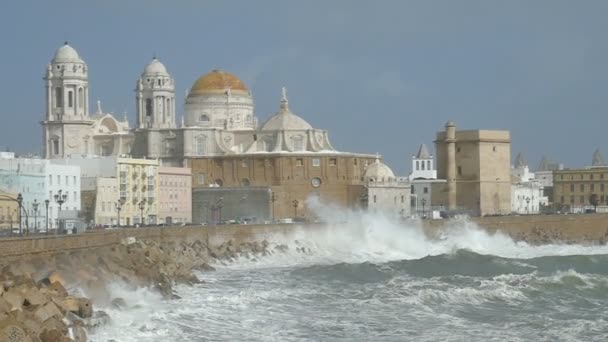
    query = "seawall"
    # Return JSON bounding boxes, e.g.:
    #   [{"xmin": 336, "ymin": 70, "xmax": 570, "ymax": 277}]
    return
[{"xmin": 1, "ymin": 213, "xmax": 608, "ymax": 261}]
